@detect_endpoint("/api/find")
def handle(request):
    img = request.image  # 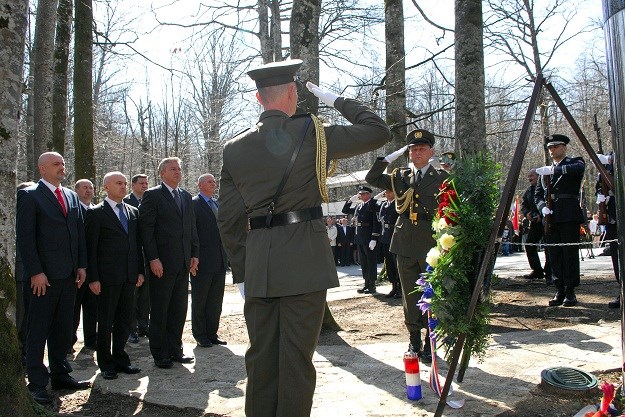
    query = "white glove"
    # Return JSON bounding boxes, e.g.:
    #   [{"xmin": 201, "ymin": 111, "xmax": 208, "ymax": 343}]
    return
[
  {"xmin": 596, "ymin": 194, "xmax": 606, "ymax": 204},
  {"xmin": 349, "ymin": 194, "xmax": 360, "ymax": 203},
  {"xmin": 368, "ymin": 240, "xmax": 377, "ymax": 250},
  {"xmin": 541, "ymin": 207, "xmax": 552, "ymax": 216},
  {"xmin": 384, "ymin": 145, "xmax": 409, "ymax": 163},
  {"xmin": 237, "ymin": 282, "xmax": 245, "ymax": 299},
  {"xmin": 535, "ymin": 166, "xmax": 555, "ymax": 175},
  {"xmin": 597, "ymin": 154, "xmax": 610, "ymax": 164},
  {"xmin": 373, "ymin": 191, "xmax": 385, "ymax": 200},
  {"xmin": 306, "ymin": 81, "xmax": 339, "ymax": 108}
]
